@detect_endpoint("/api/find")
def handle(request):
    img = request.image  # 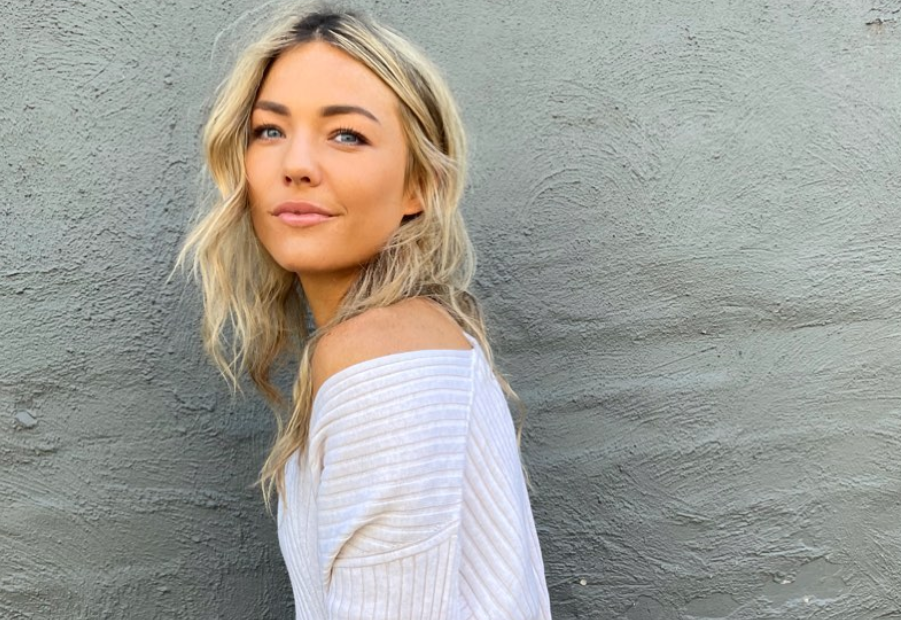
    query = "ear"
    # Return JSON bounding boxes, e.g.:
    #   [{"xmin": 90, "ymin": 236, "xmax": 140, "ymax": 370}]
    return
[{"xmin": 402, "ymin": 187, "xmax": 424, "ymax": 217}]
